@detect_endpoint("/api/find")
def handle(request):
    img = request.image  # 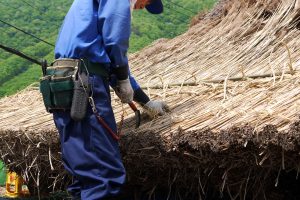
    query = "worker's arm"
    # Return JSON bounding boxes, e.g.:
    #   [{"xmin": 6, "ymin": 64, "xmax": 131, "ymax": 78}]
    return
[
  {"xmin": 97, "ymin": 0, "xmax": 133, "ymax": 102},
  {"xmin": 129, "ymin": 75, "xmax": 150, "ymax": 106},
  {"xmin": 110, "ymin": 69, "xmax": 149, "ymax": 103},
  {"xmin": 110, "ymin": 71, "xmax": 170, "ymax": 116},
  {"xmin": 98, "ymin": 0, "xmax": 131, "ymax": 79},
  {"xmin": 130, "ymin": 75, "xmax": 170, "ymax": 116}
]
